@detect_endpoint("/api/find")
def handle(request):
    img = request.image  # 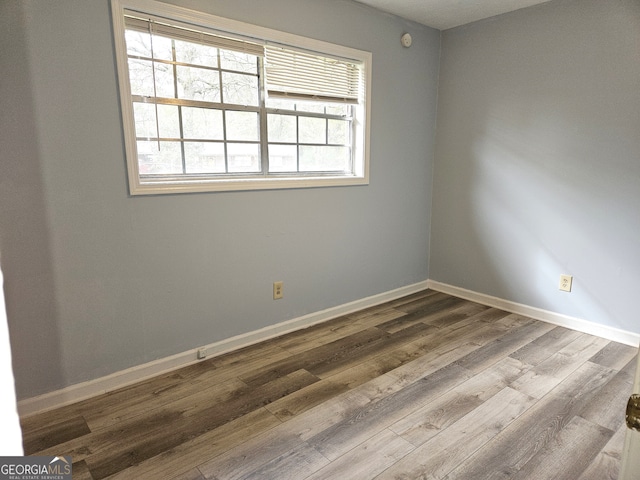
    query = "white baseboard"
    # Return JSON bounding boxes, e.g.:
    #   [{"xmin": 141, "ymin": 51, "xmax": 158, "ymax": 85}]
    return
[
  {"xmin": 18, "ymin": 280, "xmax": 430, "ymax": 417},
  {"xmin": 427, "ymin": 280, "xmax": 640, "ymax": 348},
  {"xmin": 21, "ymin": 278, "xmax": 637, "ymax": 417}
]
